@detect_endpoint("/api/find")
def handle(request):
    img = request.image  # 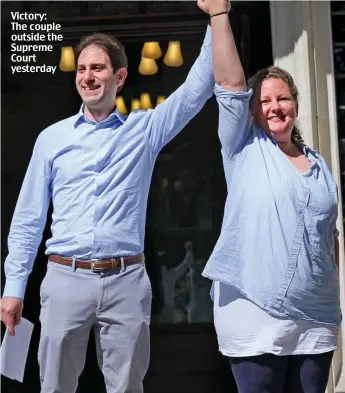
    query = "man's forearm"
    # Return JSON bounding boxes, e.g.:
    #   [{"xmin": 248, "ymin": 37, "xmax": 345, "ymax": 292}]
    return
[
  {"xmin": 148, "ymin": 25, "xmax": 215, "ymax": 154},
  {"xmin": 3, "ymin": 133, "xmax": 51, "ymax": 299},
  {"xmin": 210, "ymin": 4, "xmax": 246, "ymax": 91},
  {"xmin": 183, "ymin": 25, "xmax": 214, "ymax": 102},
  {"xmin": 4, "ymin": 195, "xmax": 50, "ymax": 298}
]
